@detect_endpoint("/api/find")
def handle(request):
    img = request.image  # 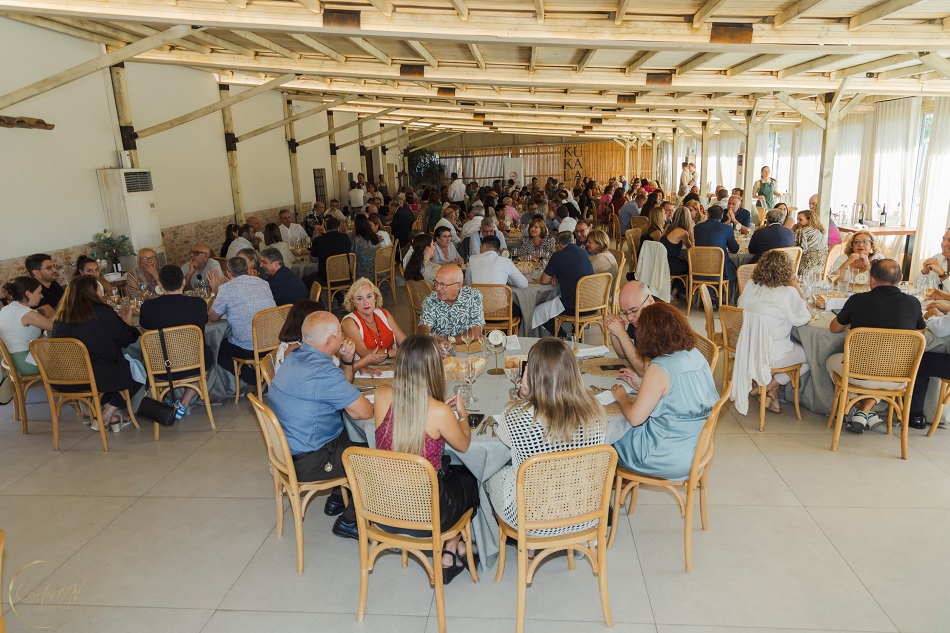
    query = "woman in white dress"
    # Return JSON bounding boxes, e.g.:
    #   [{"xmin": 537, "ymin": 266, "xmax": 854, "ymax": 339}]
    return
[
  {"xmin": 737, "ymin": 250, "xmax": 812, "ymax": 413},
  {"xmin": 0, "ymin": 276, "xmax": 53, "ymax": 375}
]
